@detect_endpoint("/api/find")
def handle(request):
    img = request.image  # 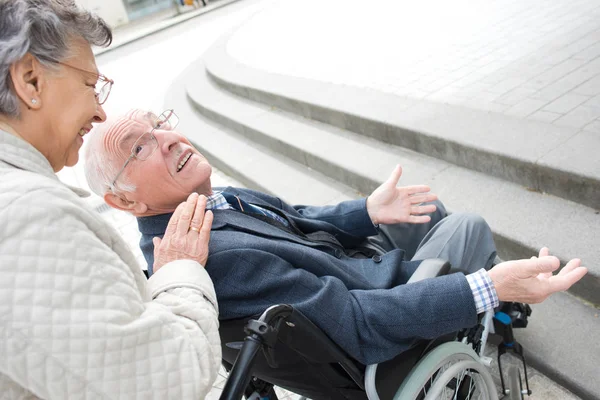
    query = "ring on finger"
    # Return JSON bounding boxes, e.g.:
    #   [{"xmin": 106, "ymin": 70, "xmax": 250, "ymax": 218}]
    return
[{"xmin": 190, "ymin": 226, "xmax": 200, "ymax": 232}]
